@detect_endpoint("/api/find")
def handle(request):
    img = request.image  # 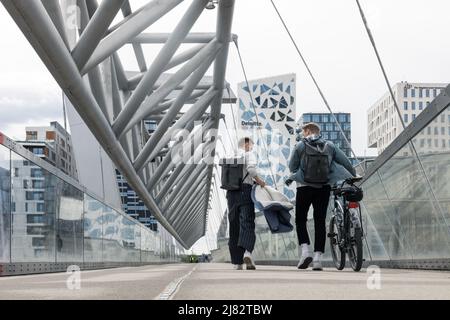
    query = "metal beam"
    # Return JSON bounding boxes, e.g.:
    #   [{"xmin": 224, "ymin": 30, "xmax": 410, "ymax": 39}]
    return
[
  {"xmin": 132, "ymin": 56, "xmax": 216, "ymax": 172},
  {"xmin": 0, "ymin": 0, "xmax": 188, "ymax": 248},
  {"xmin": 72, "ymin": 0, "xmax": 125, "ymax": 70},
  {"xmin": 41, "ymin": 0, "xmax": 70, "ymax": 49},
  {"xmin": 114, "ymin": 39, "xmax": 222, "ymax": 137},
  {"xmin": 202, "ymin": 0, "xmax": 235, "ymax": 225},
  {"xmin": 113, "ymin": 0, "xmax": 209, "ymax": 136},
  {"xmin": 130, "ymin": 32, "xmax": 238, "ymax": 44},
  {"xmin": 81, "ymin": 0, "xmax": 182, "ymax": 74},
  {"xmin": 142, "ymin": 95, "xmax": 216, "ymax": 168}
]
